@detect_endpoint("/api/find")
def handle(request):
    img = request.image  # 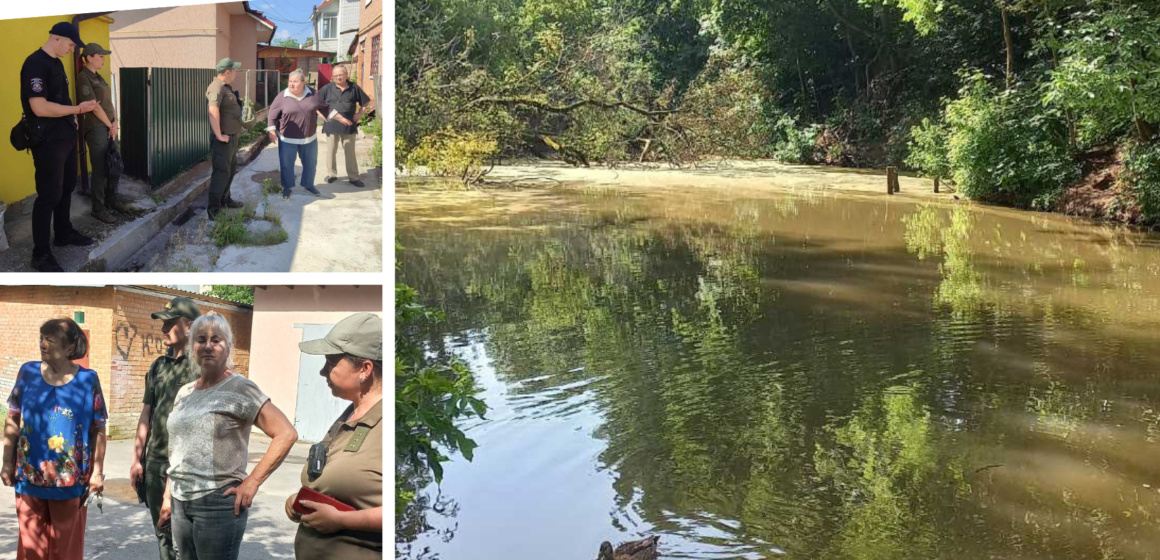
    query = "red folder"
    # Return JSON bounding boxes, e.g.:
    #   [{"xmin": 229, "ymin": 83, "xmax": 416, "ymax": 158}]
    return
[{"xmin": 294, "ymin": 486, "xmax": 356, "ymax": 516}]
